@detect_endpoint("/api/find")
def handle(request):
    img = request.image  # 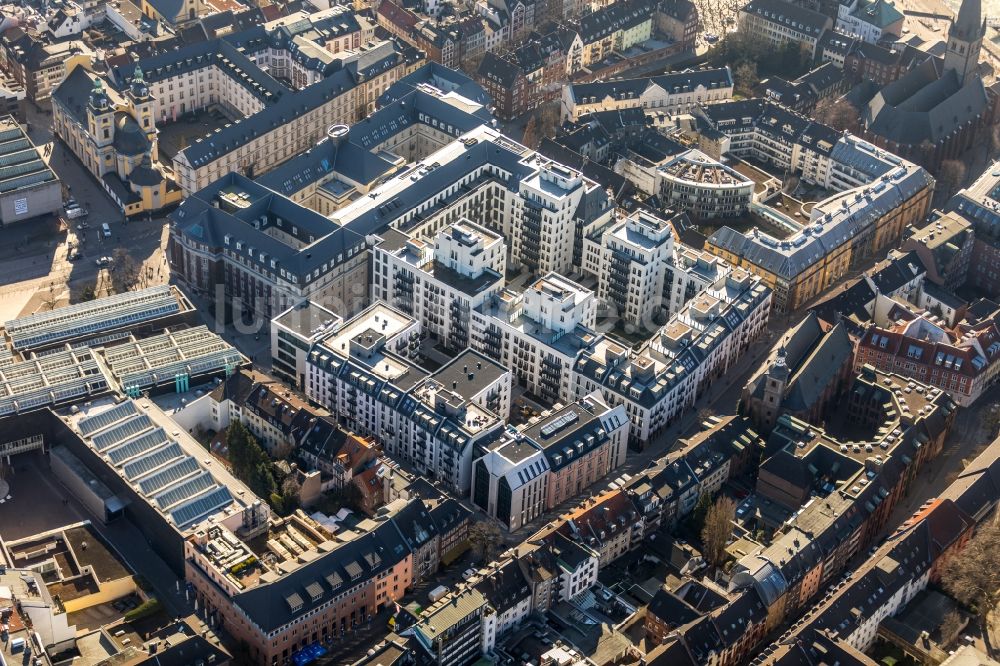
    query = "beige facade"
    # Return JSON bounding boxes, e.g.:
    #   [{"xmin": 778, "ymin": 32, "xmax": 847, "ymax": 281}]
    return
[{"xmin": 52, "ymin": 67, "xmax": 183, "ymax": 215}]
